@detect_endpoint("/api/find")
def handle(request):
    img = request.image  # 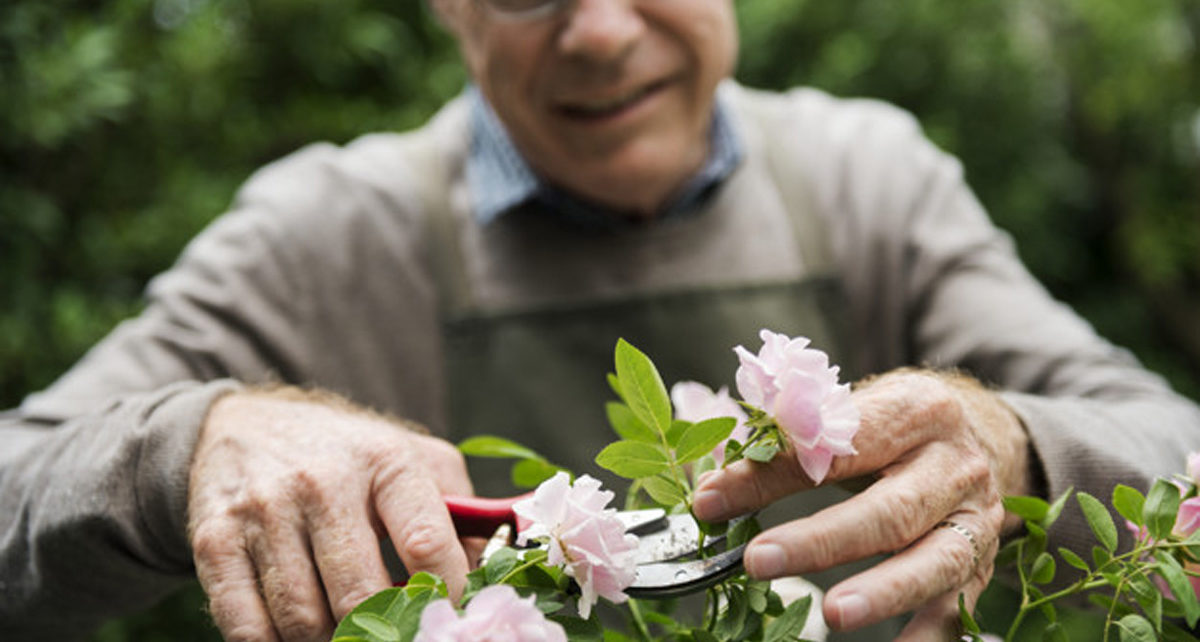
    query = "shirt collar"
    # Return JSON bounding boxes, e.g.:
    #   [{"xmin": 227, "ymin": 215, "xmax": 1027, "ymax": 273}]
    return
[{"xmin": 465, "ymin": 86, "xmax": 743, "ymax": 228}]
